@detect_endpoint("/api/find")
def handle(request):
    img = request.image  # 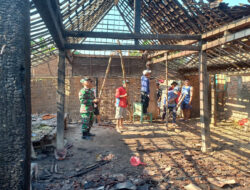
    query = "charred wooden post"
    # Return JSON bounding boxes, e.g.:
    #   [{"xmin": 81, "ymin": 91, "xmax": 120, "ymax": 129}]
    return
[
  {"xmin": 0, "ymin": 0, "xmax": 31, "ymax": 189},
  {"xmin": 210, "ymin": 75, "xmax": 217, "ymax": 126},
  {"xmin": 134, "ymin": 0, "xmax": 141, "ymax": 45},
  {"xmin": 165, "ymin": 53, "xmax": 169, "ymax": 128},
  {"xmin": 199, "ymin": 42, "xmax": 211, "ymax": 153},
  {"xmin": 56, "ymin": 50, "xmax": 66, "ymax": 151}
]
